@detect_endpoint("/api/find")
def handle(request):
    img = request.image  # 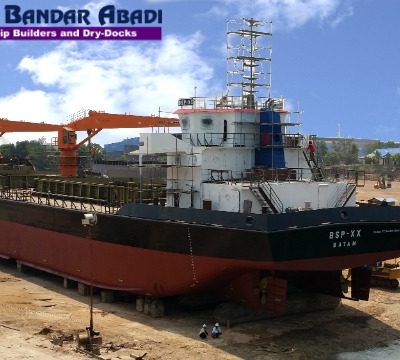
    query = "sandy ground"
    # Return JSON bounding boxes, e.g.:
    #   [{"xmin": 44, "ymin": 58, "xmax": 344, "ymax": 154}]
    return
[
  {"xmin": 0, "ymin": 261, "xmax": 400, "ymax": 360},
  {"xmin": 0, "ymin": 179, "xmax": 399, "ymax": 360},
  {"xmin": 356, "ymin": 179, "xmax": 400, "ymax": 204}
]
